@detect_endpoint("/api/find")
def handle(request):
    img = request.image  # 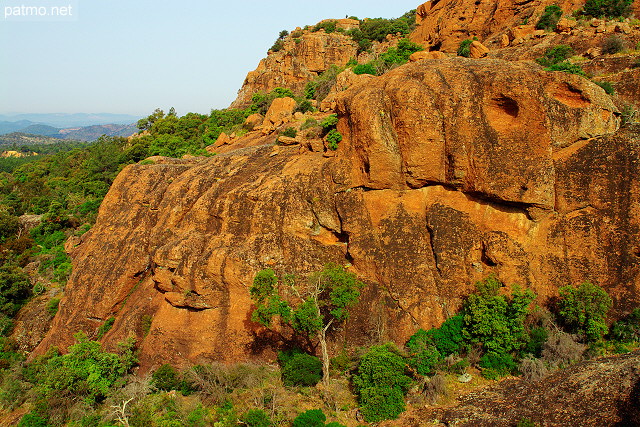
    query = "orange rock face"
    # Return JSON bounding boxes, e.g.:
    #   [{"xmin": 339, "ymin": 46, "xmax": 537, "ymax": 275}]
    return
[
  {"xmin": 35, "ymin": 59, "xmax": 639, "ymax": 371},
  {"xmin": 230, "ymin": 30, "xmax": 359, "ymax": 108}
]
